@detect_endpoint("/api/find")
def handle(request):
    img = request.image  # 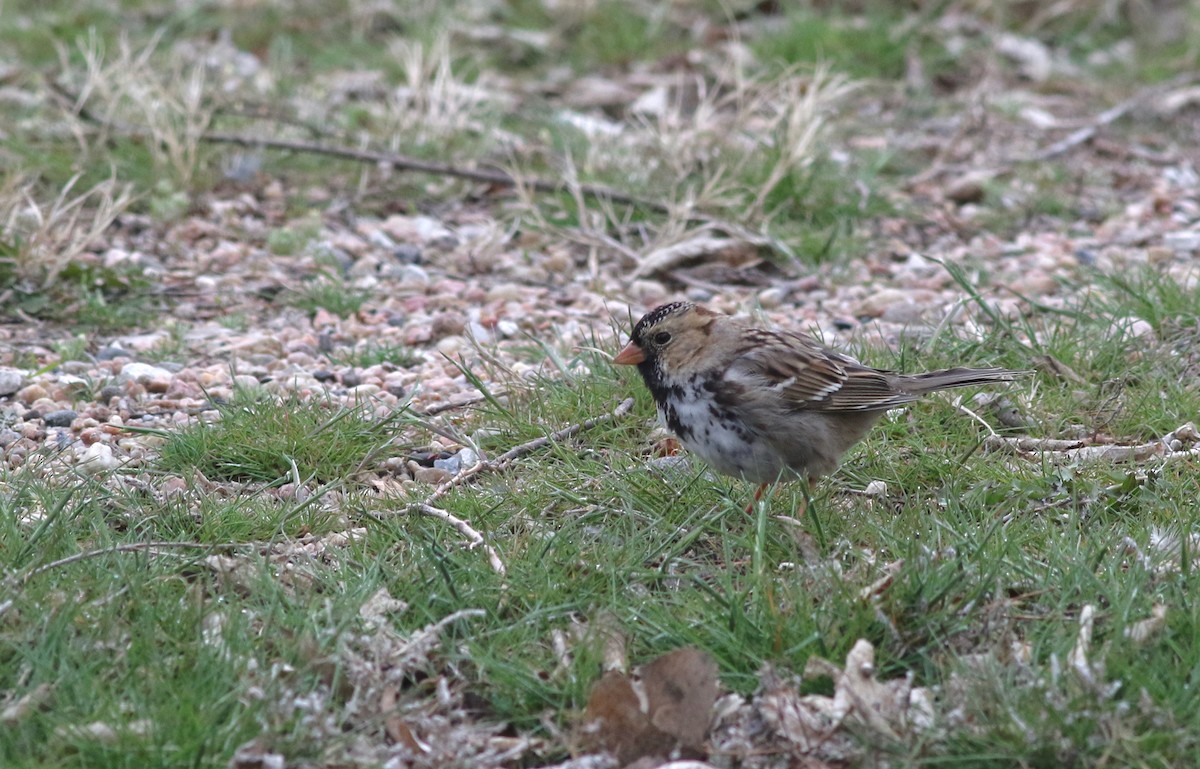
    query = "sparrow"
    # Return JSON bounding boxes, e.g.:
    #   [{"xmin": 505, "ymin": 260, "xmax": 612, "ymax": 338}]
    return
[{"xmin": 613, "ymin": 301, "xmax": 1023, "ymax": 502}]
